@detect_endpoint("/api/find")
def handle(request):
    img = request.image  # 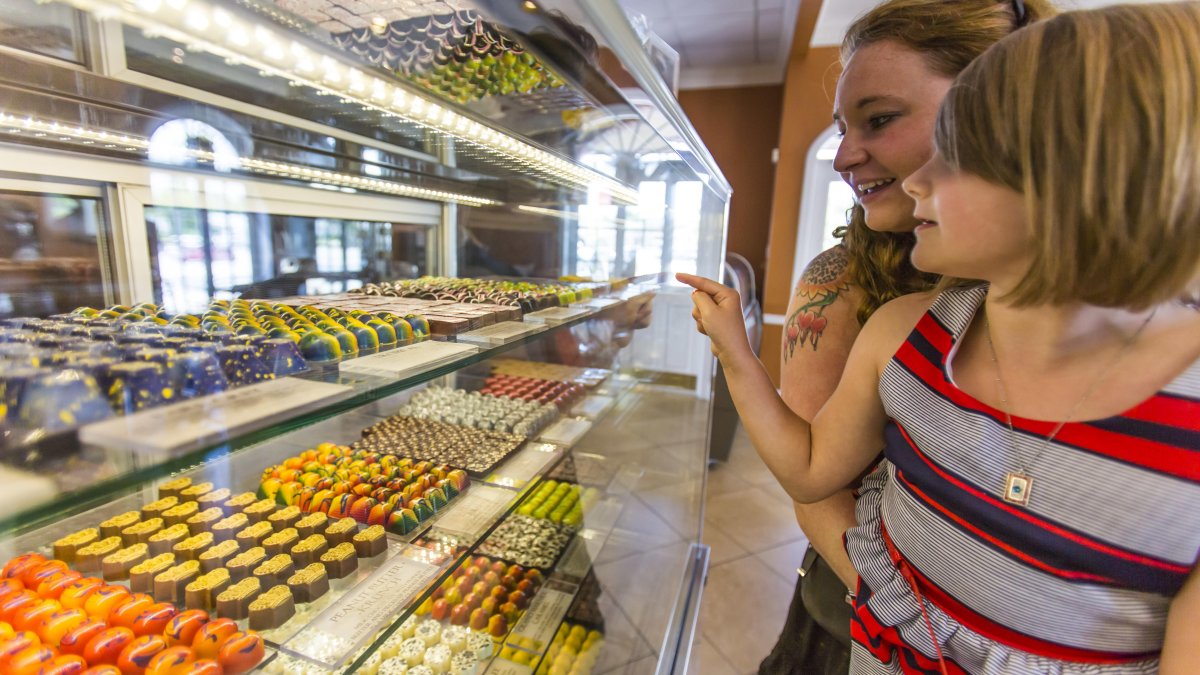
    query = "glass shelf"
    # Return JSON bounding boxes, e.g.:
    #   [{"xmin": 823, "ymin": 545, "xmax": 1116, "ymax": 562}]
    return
[{"xmin": 0, "ymin": 285, "xmax": 659, "ymax": 539}]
